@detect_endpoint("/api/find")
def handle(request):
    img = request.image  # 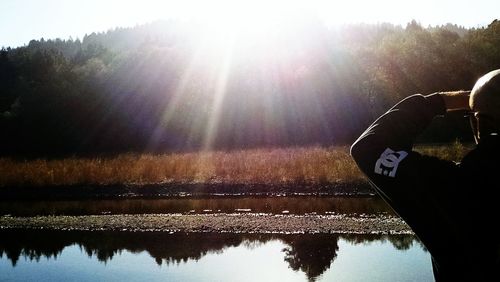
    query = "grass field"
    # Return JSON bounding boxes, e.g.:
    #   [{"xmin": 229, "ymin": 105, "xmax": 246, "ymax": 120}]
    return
[{"xmin": 0, "ymin": 143, "xmax": 471, "ymax": 187}]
